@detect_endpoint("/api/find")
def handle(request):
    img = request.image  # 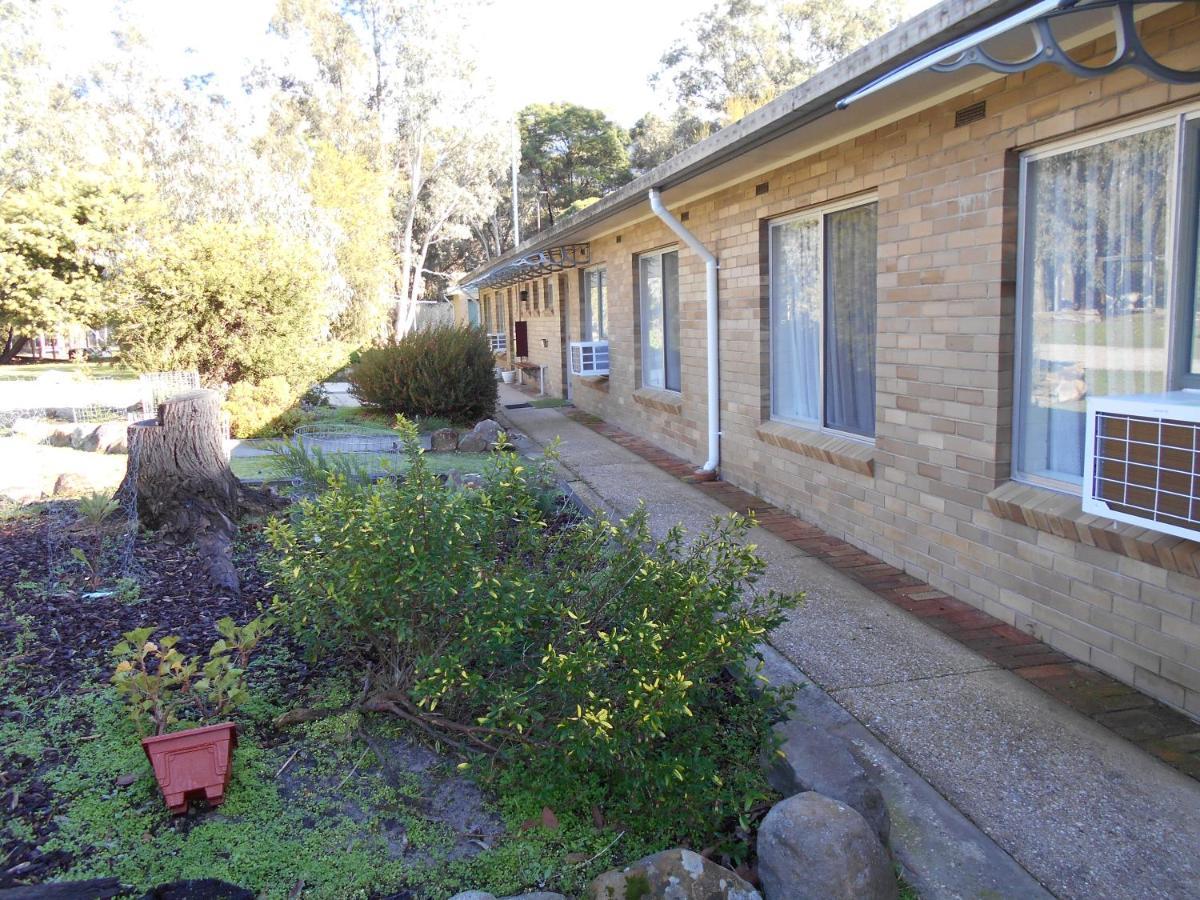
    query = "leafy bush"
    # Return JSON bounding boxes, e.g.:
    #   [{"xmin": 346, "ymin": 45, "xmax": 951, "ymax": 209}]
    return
[
  {"xmin": 117, "ymin": 221, "xmax": 346, "ymax": 393},
  {"xmin": 110, "ymin": 616, "xmax": 274, "ymax": 736},
  {"xmin": 348, "ymin": 324, "xmax": 496, "ymax": 424},
  {"xmin": 224, "ymin": 377, "xmax": 314, "ymax": 438},
  {"xmin": 266, "ymin": 436, "xmax": 799, "ymax": 846}
]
